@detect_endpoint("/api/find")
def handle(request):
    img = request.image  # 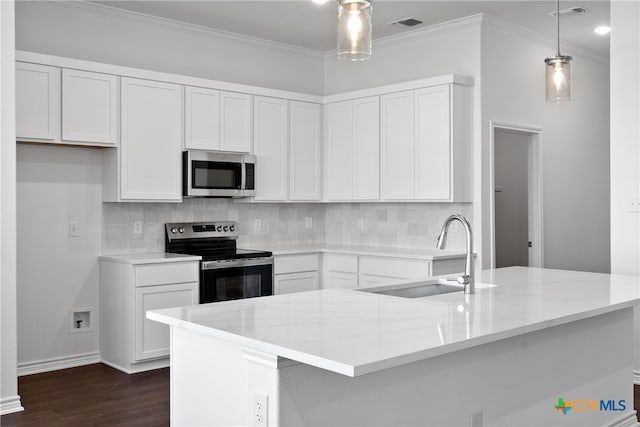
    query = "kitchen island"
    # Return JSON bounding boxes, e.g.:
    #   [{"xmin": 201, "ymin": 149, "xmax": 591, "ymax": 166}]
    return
[{"xmin": 148, "ymin": 267, "xmax": 640, "ymax": 426}]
